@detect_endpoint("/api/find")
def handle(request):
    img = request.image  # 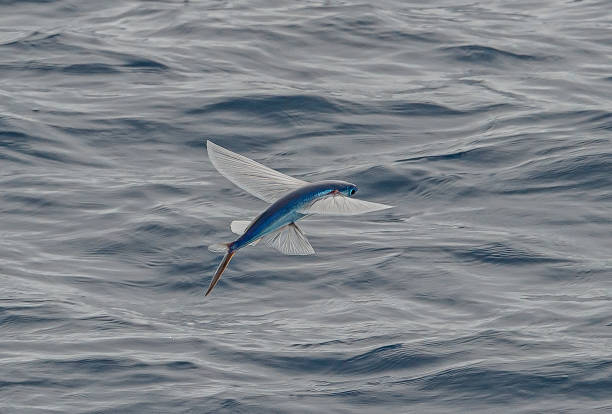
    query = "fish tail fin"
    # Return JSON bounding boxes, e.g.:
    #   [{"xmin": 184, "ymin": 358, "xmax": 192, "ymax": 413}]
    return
[{"xmin": 205, "ymin": 245, "xmax": 236, "ymax": 296}]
